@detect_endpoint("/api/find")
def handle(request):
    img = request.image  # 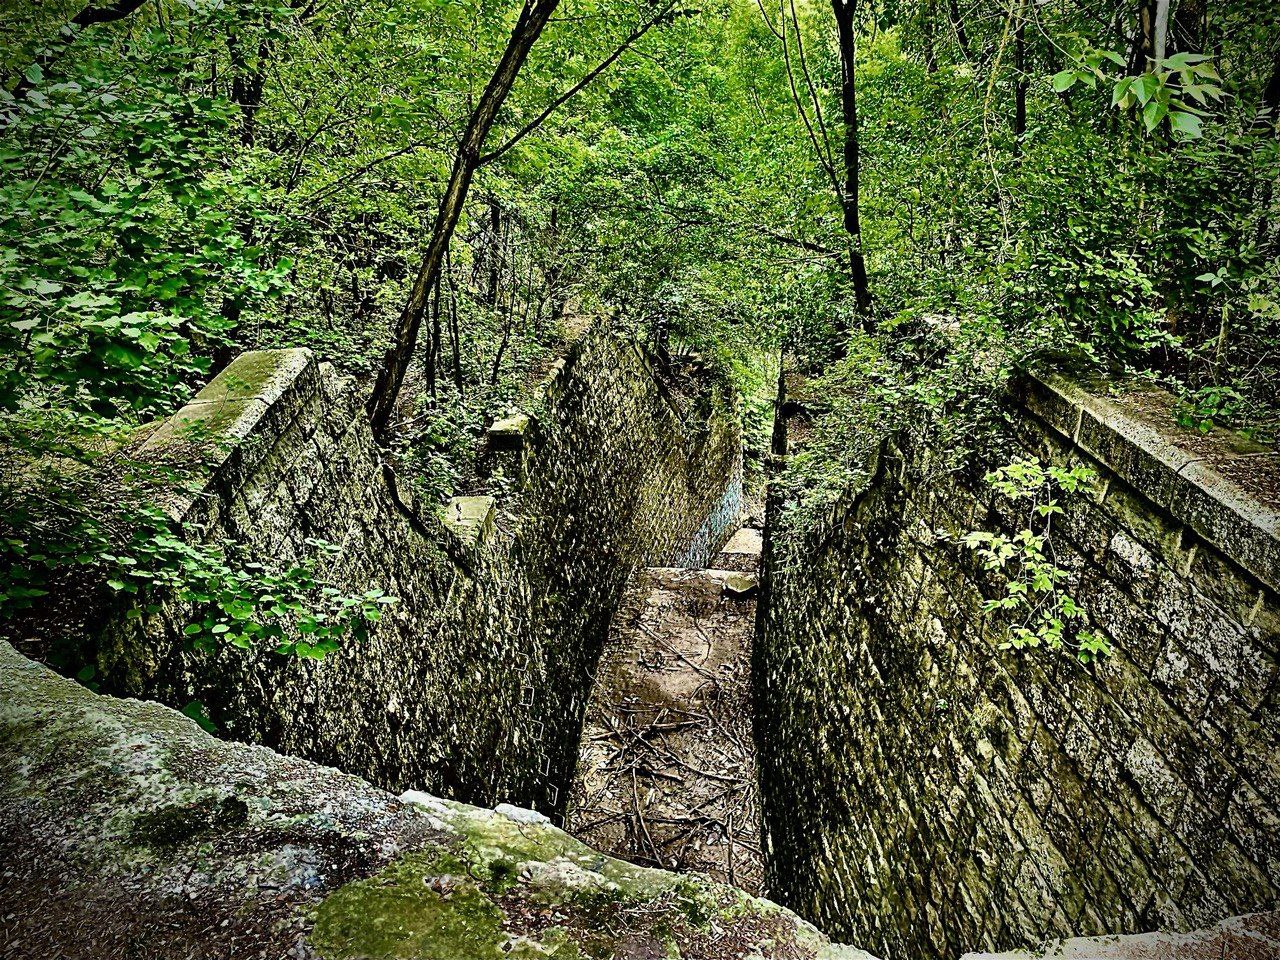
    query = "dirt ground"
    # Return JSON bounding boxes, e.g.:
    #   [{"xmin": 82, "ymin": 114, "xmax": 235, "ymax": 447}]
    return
[{"xmin": 565, "ymin": 529, "xmax": 764, "ymax": 895}]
